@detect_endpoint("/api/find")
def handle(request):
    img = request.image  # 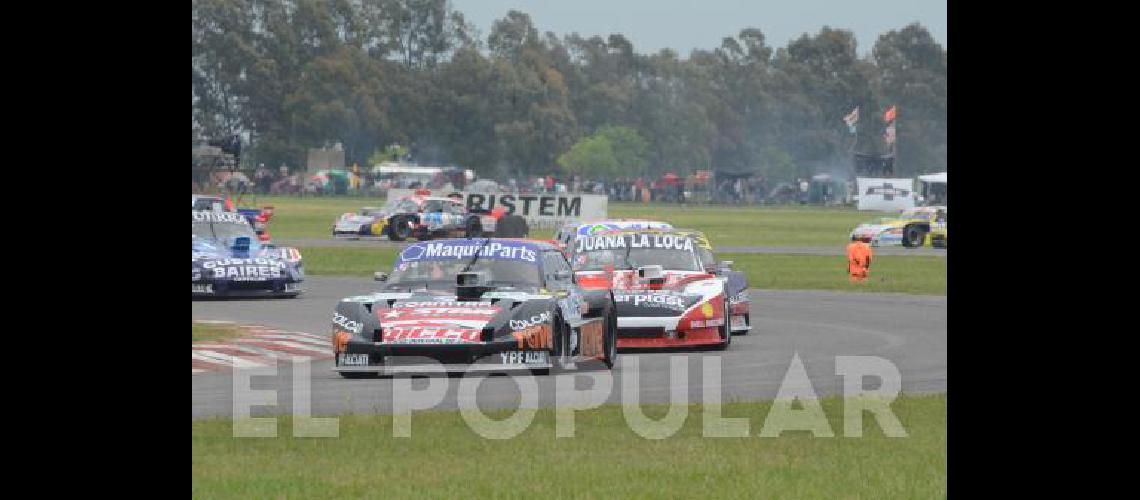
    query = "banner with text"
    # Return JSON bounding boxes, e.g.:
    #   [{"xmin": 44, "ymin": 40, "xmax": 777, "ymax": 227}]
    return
[
  {"xmin": 387, "ymin": 189, "xmax": 608, "ymax": 228},
  {"xmin": 855, "ymin": 178, "xmax": 916, "ymax": 211}
]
